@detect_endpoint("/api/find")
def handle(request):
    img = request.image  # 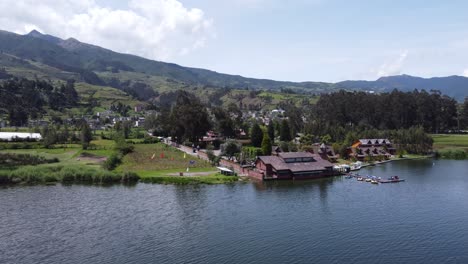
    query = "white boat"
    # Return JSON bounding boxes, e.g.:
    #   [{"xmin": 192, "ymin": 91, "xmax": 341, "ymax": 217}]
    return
[{"xmin": 350, "ymin": 161, "xmax": 362, "ymax": 171}]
